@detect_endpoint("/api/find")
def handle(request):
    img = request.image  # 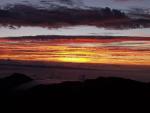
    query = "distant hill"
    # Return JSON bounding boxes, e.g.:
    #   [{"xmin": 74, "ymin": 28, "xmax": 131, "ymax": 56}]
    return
[
  {"xmin": 0, "ymin": 73, "xmax": 33, "ymax": 95},
  {"xmin": 0, "ymin": 73, "xmax": 150, "ymax": 111},
  {"xmin": 0, "ymin": 73, "xmax": 150, "ymax": 96}
]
